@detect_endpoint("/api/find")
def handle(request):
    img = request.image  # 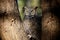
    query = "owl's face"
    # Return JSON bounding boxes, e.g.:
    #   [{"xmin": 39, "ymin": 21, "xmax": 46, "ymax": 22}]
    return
[{"xmin": 24, "ymin": 6, "xmax": 38, "ymax": 16}]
